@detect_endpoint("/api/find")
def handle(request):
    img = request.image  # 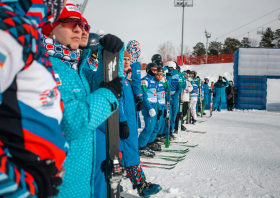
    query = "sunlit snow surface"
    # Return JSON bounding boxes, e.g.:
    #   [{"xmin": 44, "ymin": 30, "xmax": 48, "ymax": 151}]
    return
[
  {"xmin": 121, "ymin": 110, "xmax": 280, "ymax": 198},
  {"xmin": 122, "ymin": 64, "xmax": 280, "ymax": 197}
]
